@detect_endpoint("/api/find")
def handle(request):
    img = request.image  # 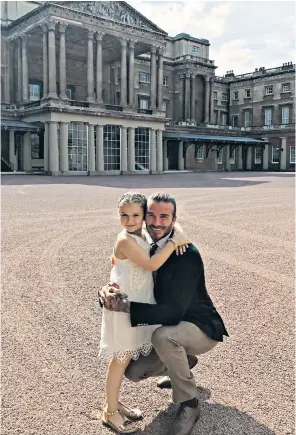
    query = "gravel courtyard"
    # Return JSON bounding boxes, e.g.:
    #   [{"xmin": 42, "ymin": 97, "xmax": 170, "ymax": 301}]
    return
[{"xmin": 1, "ymin": 172, "xmax": 294, "ymax": 435}]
